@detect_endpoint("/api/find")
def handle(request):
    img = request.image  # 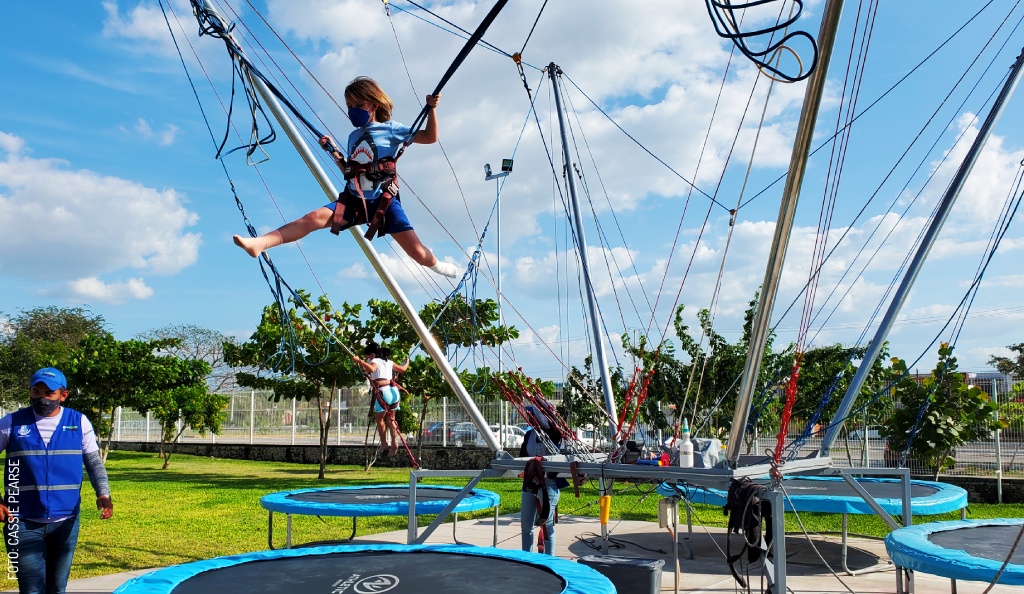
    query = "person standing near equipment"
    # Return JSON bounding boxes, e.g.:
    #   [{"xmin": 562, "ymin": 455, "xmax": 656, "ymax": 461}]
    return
[
  {"xmin": 353, "ymin": 343, "xmax": 409, "ymax": 457},
  {"xmin": 0, "ymin": 367, "xmax": 113, "ymax": 594},
  {"xmin": 520, "ymin": 402, "xmax": 563, "ymax": 555}
]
